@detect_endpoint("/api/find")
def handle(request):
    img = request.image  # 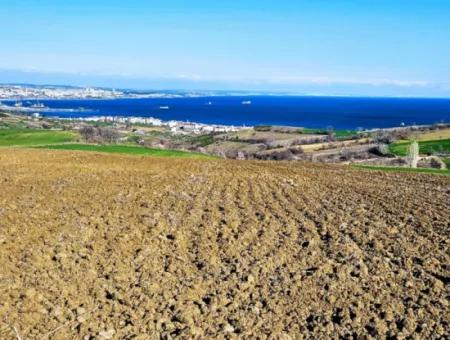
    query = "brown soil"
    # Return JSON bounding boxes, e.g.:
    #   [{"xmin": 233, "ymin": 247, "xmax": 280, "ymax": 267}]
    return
[{"xmin": 0, "ymin": 149, "xmax": 449, "ymax": 339}]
